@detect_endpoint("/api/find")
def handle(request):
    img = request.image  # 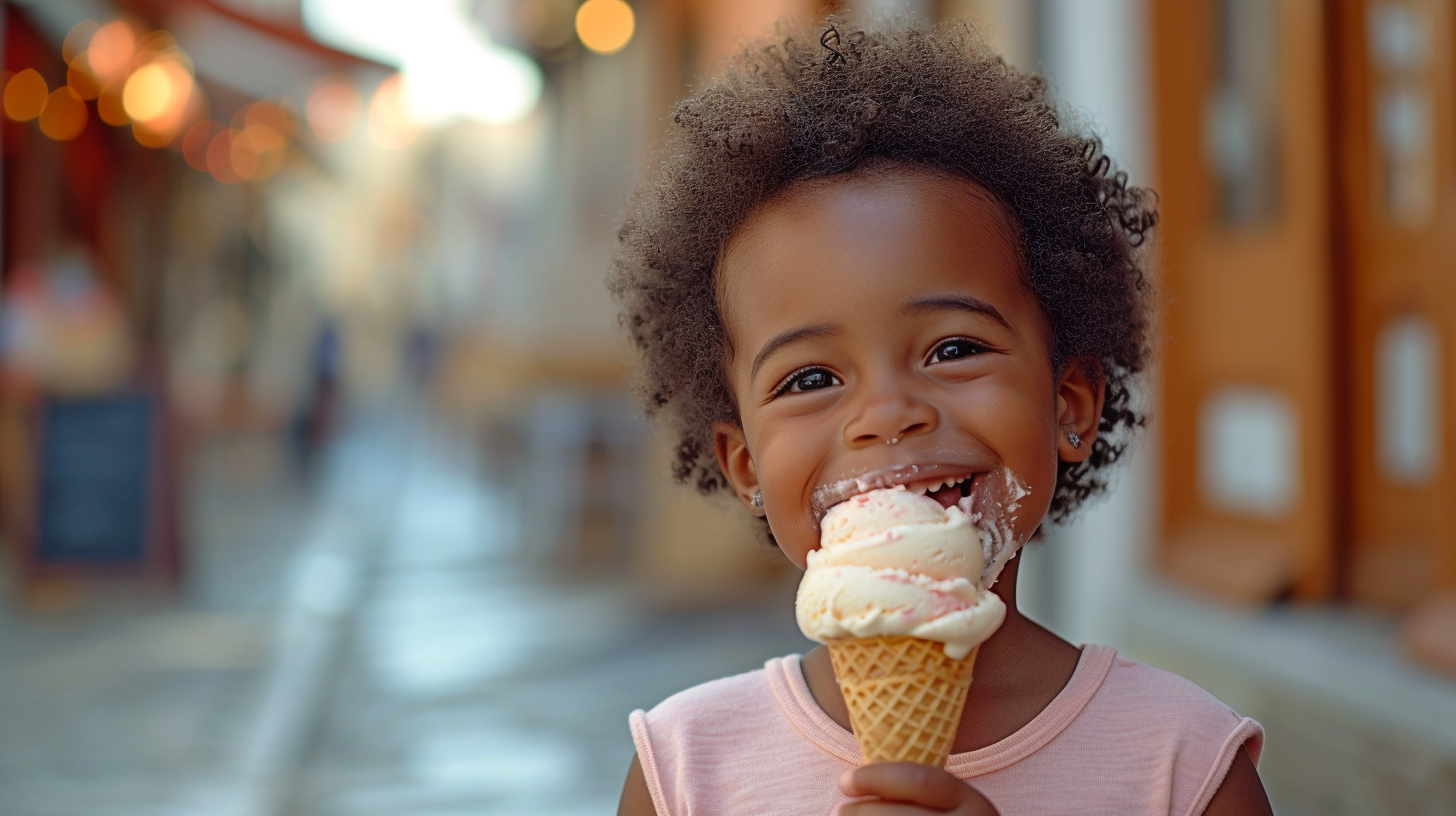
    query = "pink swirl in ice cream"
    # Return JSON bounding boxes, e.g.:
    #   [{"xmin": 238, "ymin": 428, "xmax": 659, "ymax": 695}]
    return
[{"xmin": 795, "ymin": 486, "xmax": 1007, "ymax": 659}]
